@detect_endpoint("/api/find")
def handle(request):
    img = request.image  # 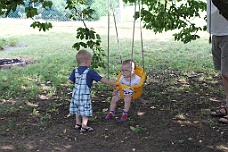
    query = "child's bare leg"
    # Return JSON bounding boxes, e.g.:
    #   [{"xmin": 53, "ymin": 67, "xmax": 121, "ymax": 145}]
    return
[
  {"xmin": 76, "ymin": 114, "xmax": 81, "ymax": 125},
  {"xmin": 105, "ymin": 95, "xmax": 119, "ymax": 119},
  {"xmin": 74, "ymin": 114, "xmax": 82, "ymax": 129},
  {"xmin": 82, "ymin": 116, "xmax": 89, "ymax": 128},
  {"xmin": 123, "ymin": 96, "xmax": 132, "ymax": 112},
  {"xmin": 80, "ymin": 116, "xmax": 93, "ymax": 132},
  {"xmin": 109, "ymin": 95, "xmax": 119, "ymax": 111},
  {"xmin": 120, "ymin": 96, "xmax": 132, "ymax": 121}
]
